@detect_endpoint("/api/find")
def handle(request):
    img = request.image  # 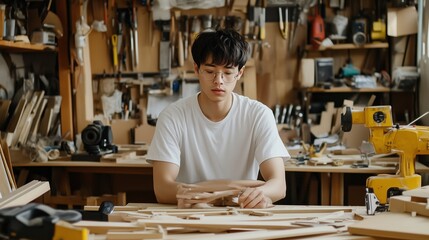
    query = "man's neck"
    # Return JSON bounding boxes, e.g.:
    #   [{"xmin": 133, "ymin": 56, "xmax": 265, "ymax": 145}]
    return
[{"xmin": 198, "ymin": 93, "xmax": 233, "ymax": 122}]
